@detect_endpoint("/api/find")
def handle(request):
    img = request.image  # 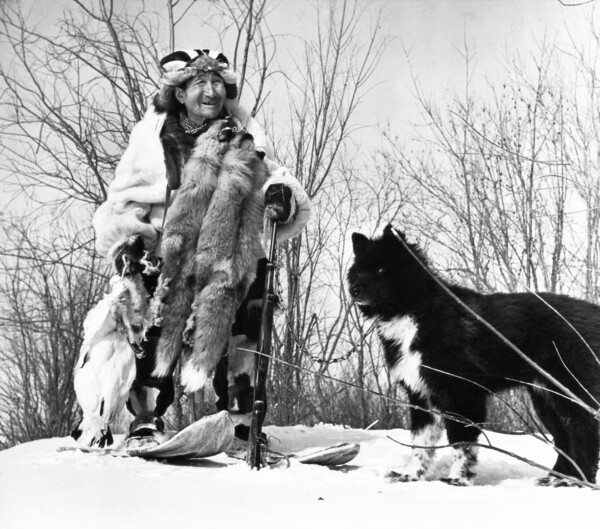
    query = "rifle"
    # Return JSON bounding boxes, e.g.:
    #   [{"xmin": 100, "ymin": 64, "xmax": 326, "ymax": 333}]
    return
[{"xmin": 246, "ymin": 219, "xmax": 278, "ymax": 469}]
